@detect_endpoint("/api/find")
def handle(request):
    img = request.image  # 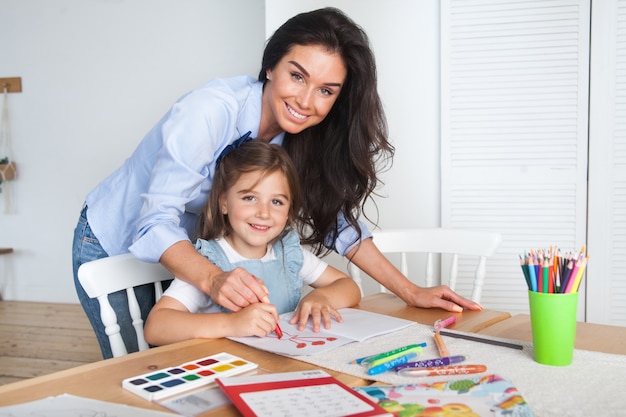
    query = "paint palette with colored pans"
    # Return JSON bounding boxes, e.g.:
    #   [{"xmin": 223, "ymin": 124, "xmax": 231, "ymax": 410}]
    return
[{"xmin": 122, "ymin": 352, "xmax": 258, "ymax": 401}]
